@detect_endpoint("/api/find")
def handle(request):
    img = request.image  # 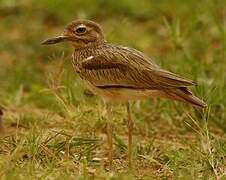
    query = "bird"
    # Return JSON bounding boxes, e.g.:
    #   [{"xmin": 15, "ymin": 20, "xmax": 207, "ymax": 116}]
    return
[{"xmin": 41, "ymin": 19, "xmax": 207, "ymax": 169}]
